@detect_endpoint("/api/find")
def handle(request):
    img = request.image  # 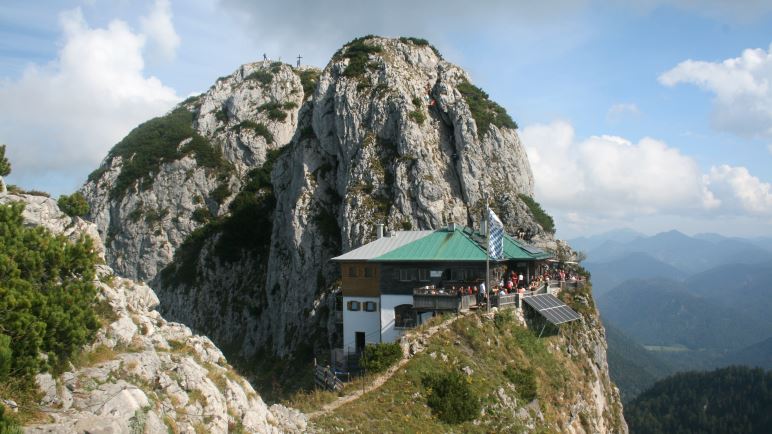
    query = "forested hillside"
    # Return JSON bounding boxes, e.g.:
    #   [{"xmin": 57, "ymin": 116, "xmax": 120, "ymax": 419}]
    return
[
  {"xmin": 603, "ymin": 321, "xmax": 672, "ymax": 402},
  {"xmin": 625, "ymin": 366, "xmax": 772, "ymax": 434}
]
